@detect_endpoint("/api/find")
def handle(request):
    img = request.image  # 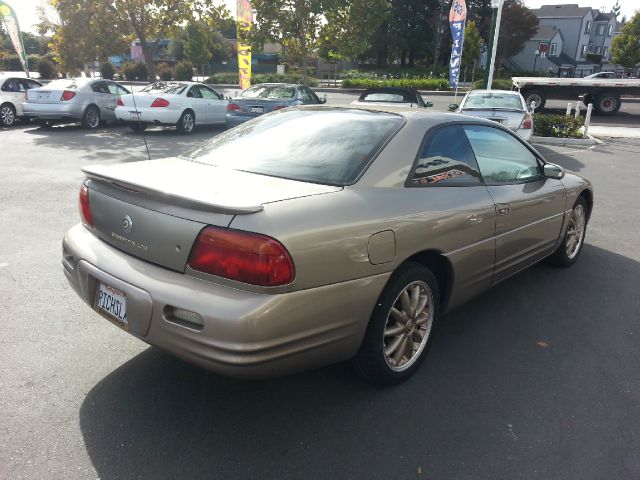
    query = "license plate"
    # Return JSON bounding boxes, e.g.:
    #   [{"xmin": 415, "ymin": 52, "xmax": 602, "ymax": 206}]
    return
[
  {"xmin": 250, "ymin": 106, "xmax": 264, "ymax": 114},
  {"xmin": 95, "ymin": 282, "xmax": 128, "ymax": 330},
  {"xmin": 129, "ymin": 112, "xmax": 141, "ymax": 119}
]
